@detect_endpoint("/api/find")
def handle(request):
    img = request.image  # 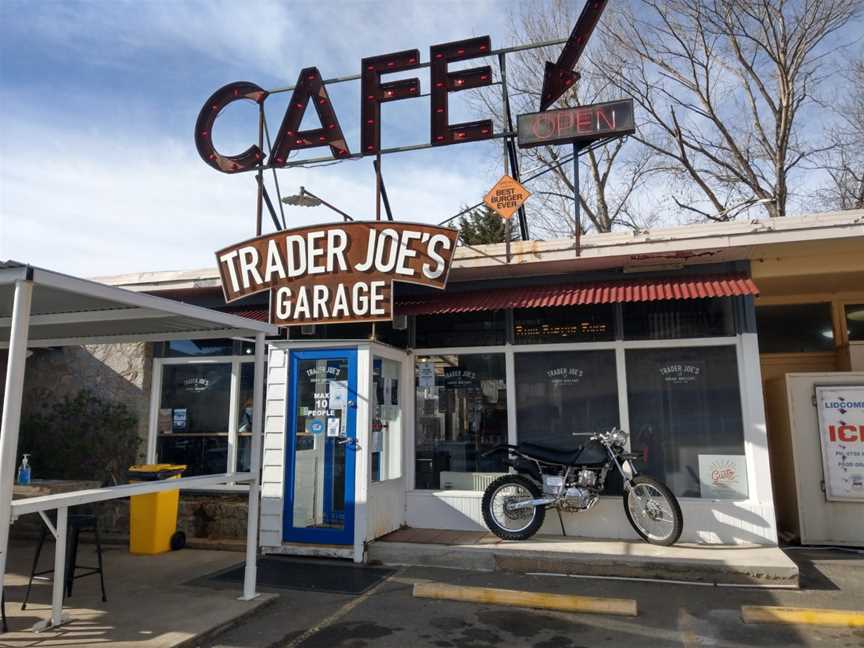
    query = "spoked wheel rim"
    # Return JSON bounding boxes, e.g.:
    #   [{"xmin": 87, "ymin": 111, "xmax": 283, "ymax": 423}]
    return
[
  {"xmin": 627, "ymin": 482, "xmax": 677, "ymax": 543},
  {"xmin": 489, "ymin": 482, "xmax": 536, "ymax": 533}
]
